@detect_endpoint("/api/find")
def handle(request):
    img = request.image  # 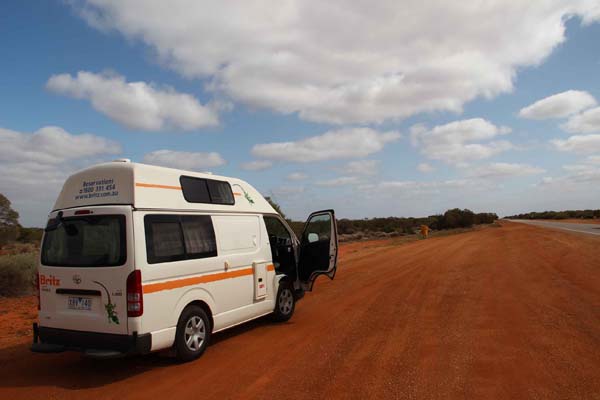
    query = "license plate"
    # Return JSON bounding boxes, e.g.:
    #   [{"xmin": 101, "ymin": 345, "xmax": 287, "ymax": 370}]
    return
[{"xmin": 68, "ymin": 297, "xmax": 92, "ymax": 311}]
